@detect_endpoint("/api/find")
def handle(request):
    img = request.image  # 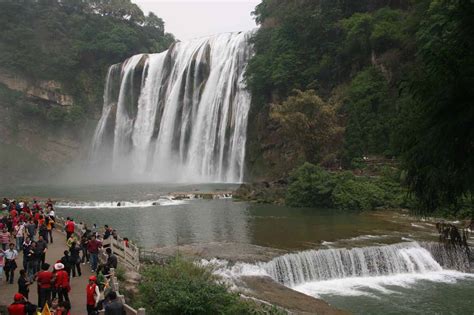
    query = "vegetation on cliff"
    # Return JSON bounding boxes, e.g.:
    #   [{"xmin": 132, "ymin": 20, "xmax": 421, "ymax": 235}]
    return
[
  {"xmin": 245, "ymin": 0, "xmax": 474, "ymax": 216},
  {"xmin": 0, "ymin": 0, "xmax": 174, "ymax": 119}
]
